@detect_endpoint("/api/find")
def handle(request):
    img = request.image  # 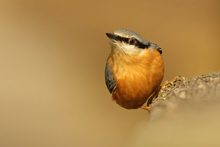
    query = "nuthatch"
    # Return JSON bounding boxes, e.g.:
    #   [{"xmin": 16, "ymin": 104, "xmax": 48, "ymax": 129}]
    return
[{"xmin": 105, "ymin": 29, "xmax": 164, "ymax": 109}]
